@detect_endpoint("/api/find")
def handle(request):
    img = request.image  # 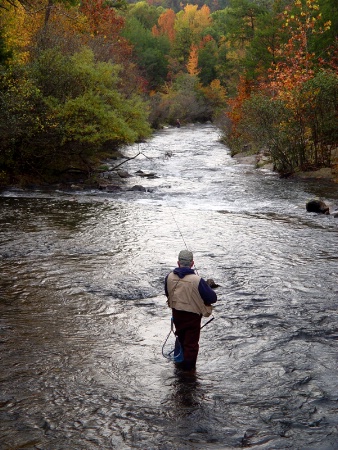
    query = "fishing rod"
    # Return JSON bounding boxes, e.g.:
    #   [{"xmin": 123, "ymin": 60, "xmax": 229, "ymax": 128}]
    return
[
  {"xmin": 200, "ymin": 316, "xmax": 215, "ymax": 330},
  {"xmin": 164, "ymin": 200, "xmax": 218, "ymax": 322},
  {"xmin": 161, "ymin": 189, "xmax": 218, "ymax": 364}
]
